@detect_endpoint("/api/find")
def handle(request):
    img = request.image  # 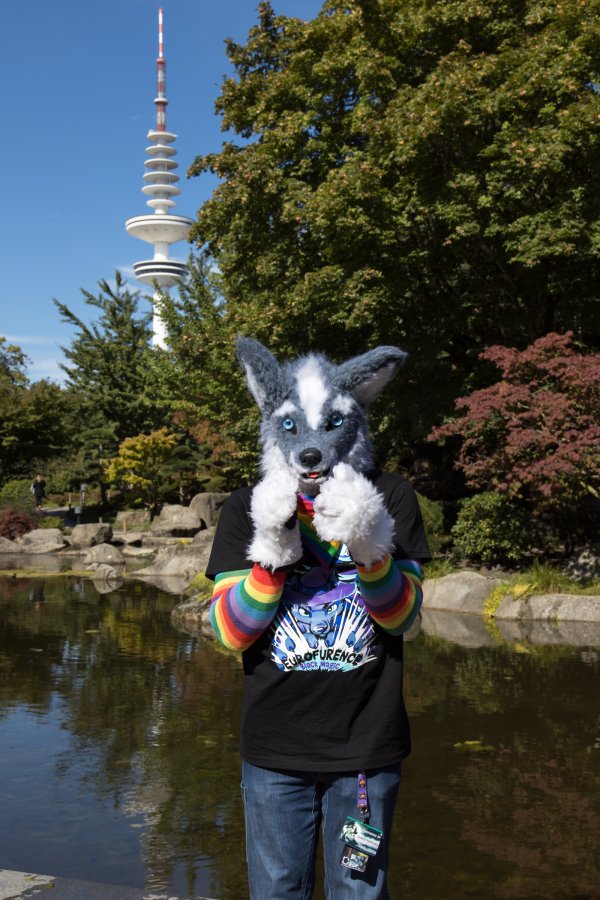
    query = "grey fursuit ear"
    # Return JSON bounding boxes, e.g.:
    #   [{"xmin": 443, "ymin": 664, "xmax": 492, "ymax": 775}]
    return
[
  {"xmin": 236, "ymin": 336, "xmax": 286, "ymax": 414},
  {"xmin": 334, "ymin": 346, "xmax": 407, "ymax": 407}
]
